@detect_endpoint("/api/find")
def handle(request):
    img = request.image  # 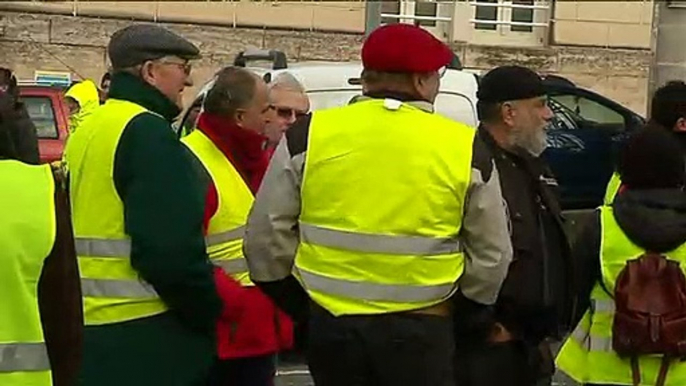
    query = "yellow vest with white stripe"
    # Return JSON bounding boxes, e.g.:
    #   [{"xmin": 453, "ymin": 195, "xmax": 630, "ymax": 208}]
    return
[
  {"xmin": 294, "ymin": 99, "xmax": 474, "ymax": 316},
  {"xmin": 603, "ymin": 172, "xmax": 622, "ymax": 206},
  {"xmin": 68, "ymin": 98, "xmax": 168, "ymax": 326},
  {"xmin": 0, "ymin": 161, "xmax": 55, "ymax": 386},
  {"xmin": 182, "ymin": 129, "xmax": 254, "ymax": 286},
  {"xmin": 557, "ymin": 206, "xmax": 686, "ymax": 385}
]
